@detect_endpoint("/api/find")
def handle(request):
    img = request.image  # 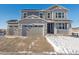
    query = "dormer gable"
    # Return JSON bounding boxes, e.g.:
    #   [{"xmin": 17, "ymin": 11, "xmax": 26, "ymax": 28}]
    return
[{"xmin": 48, "ymin": 5, "xmax": 68, "ymax": 11}]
